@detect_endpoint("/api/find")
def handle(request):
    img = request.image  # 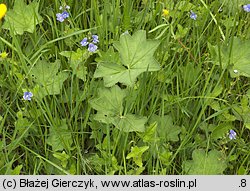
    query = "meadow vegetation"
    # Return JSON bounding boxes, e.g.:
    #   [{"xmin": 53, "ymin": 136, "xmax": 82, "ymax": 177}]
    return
[{"xmin": 0, "ymin": 0, "xmax": 250, "ymax": 175}]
